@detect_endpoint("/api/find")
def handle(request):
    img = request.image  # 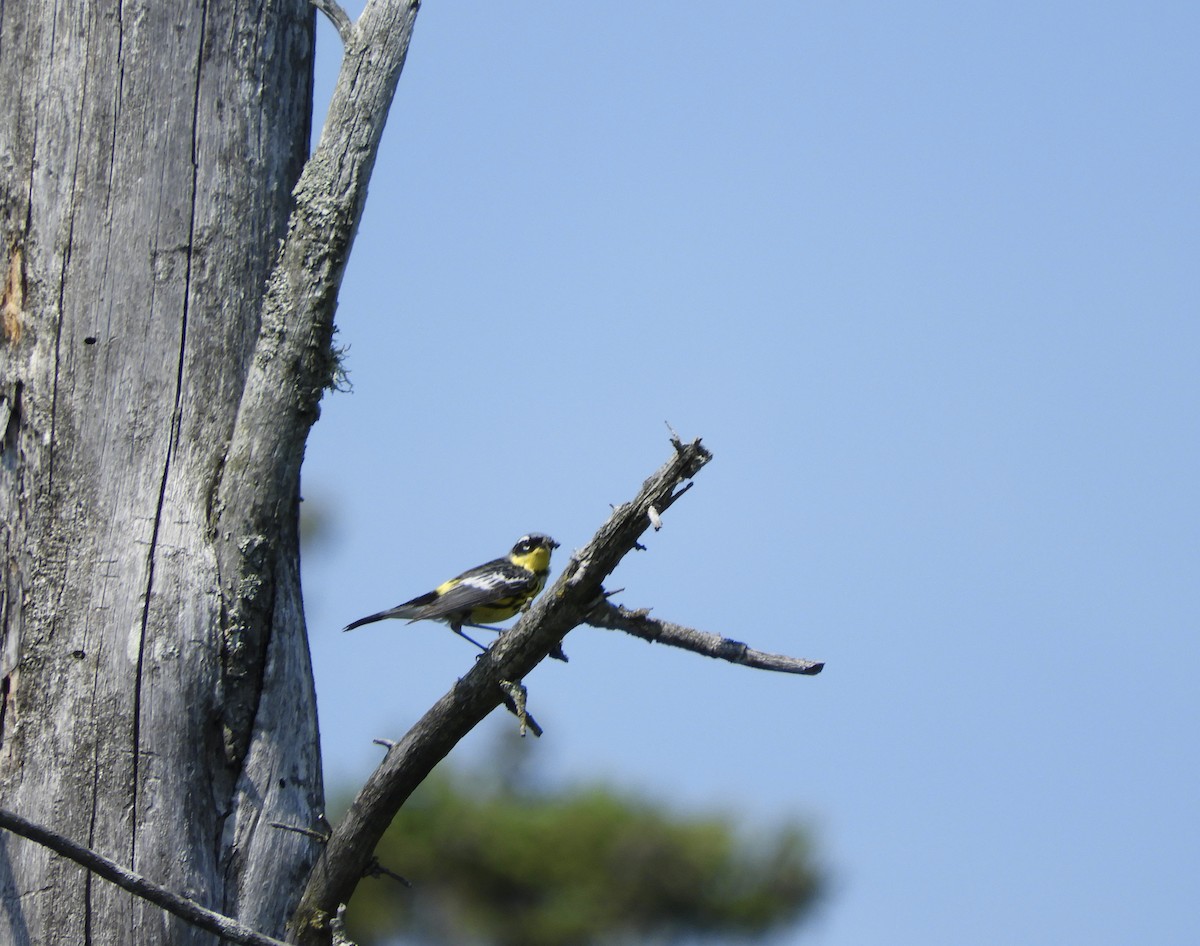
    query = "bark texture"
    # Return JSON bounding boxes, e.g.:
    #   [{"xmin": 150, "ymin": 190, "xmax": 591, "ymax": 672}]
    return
[{"xmin": 0, "ymin": 2, "xmax": 323, "ymax": 943}]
